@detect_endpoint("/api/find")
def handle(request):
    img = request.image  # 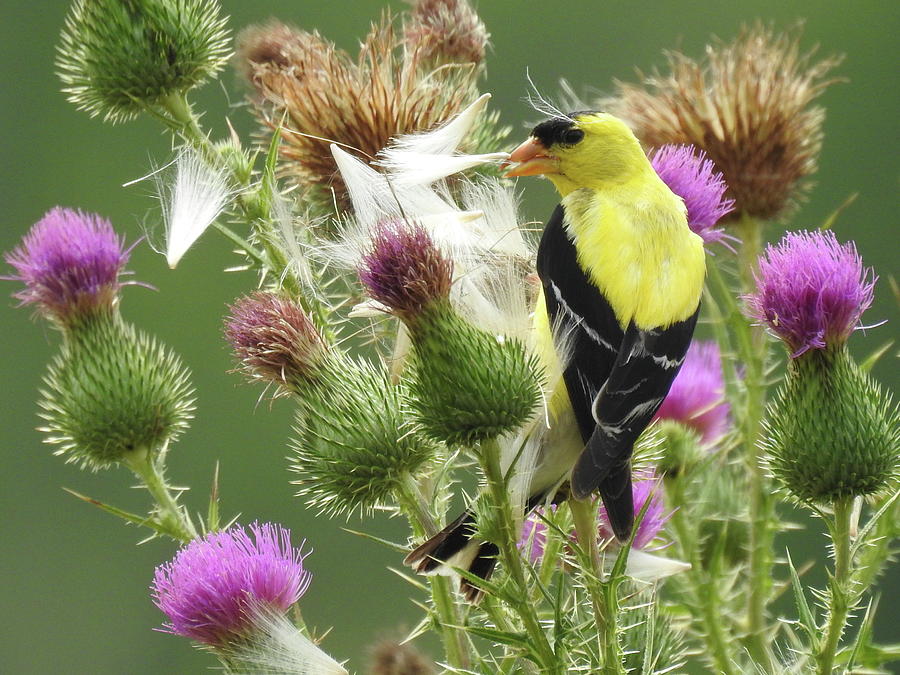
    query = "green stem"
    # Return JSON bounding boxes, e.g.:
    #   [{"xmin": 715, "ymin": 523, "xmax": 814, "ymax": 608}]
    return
[
  {"xmin": 570, "ymin": 498, "xmax": 622, "ymax": 673},
  {"xmin": 667, "ymin": 477, "xmax": 736, "ymax": 675},
  {"xmin": 480, "ymin": 438, "xmax": 559, "ymax": 672},
  {"xmin": 707, "ymin": 219, "xmax": 774, "ymax": 670},
  {"xmin": 735, "ymin": 214, "xmax": 775, "ymax": 669},
  {"xmin": 816, "ymin": 498, "xmax": 854, "ymax": 675},
  {"xmin": 394, "ymin": 475, "xmax": 470, "ymax": 670},
  {"xmin": 125, "ymin": 447, "xmax": 197, "ymax": 542}
]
